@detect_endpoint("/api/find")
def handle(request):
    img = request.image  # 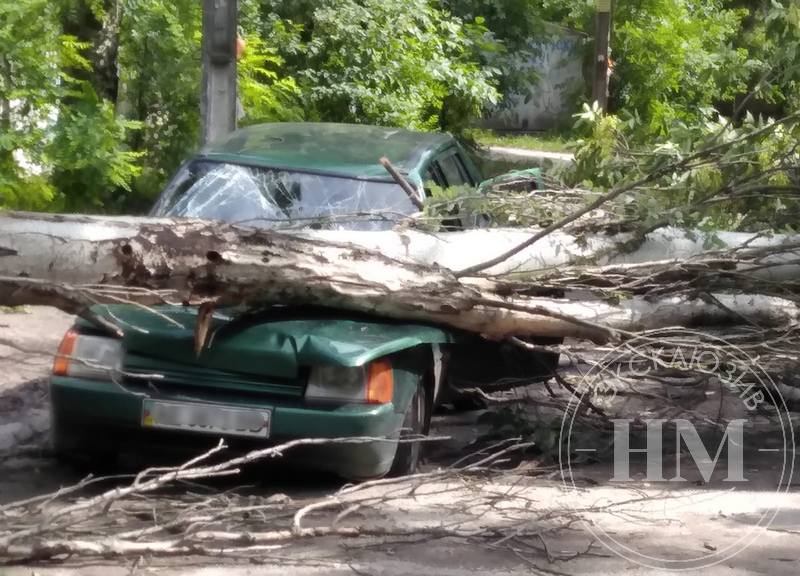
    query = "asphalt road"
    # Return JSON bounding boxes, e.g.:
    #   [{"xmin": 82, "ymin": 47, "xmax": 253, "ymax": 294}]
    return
[{"xmin": 1, "ymin": 307, "xmax": 800, "ymax": 575}]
